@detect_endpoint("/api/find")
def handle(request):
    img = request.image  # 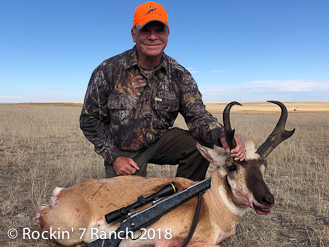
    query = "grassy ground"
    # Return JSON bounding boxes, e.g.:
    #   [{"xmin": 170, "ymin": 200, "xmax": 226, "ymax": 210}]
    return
[{"xmin": 0, "ymin": 102, "xmax": 328, "ymax": 246}]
